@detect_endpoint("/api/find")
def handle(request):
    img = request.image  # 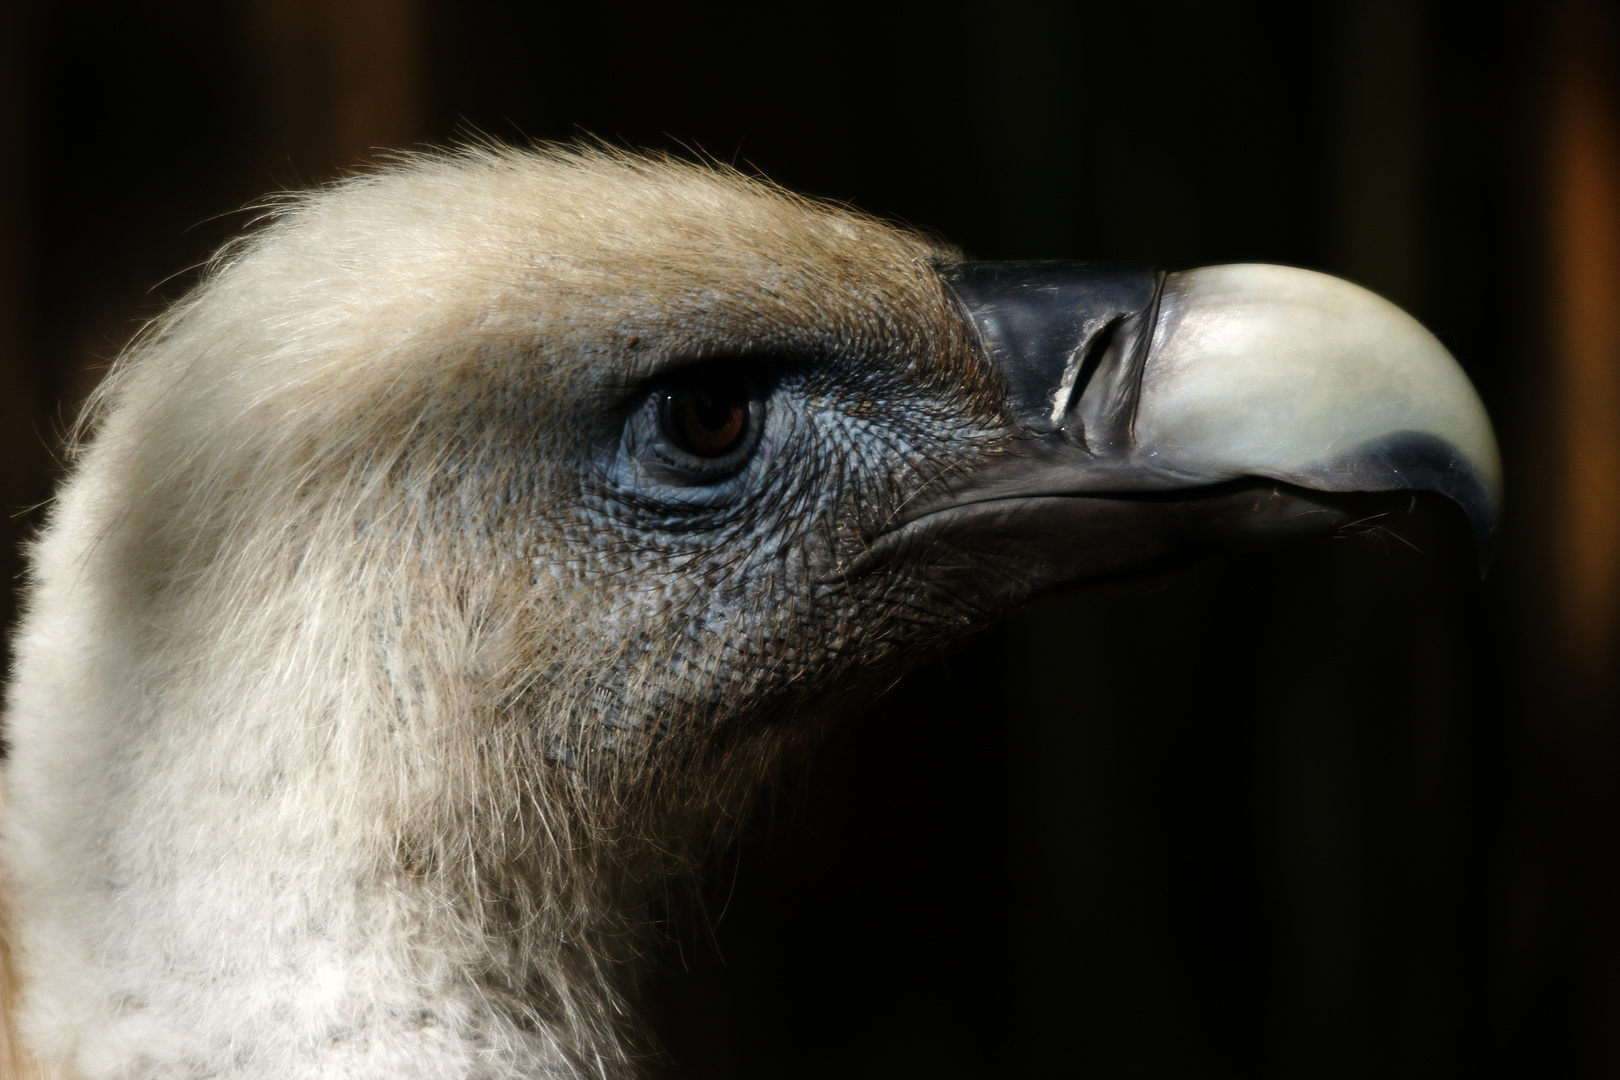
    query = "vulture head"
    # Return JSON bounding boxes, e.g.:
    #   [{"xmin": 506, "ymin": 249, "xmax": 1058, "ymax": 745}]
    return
[{"xmin": 1, "ymin": 148, "xmax": 1499, "ymax": 1078}]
